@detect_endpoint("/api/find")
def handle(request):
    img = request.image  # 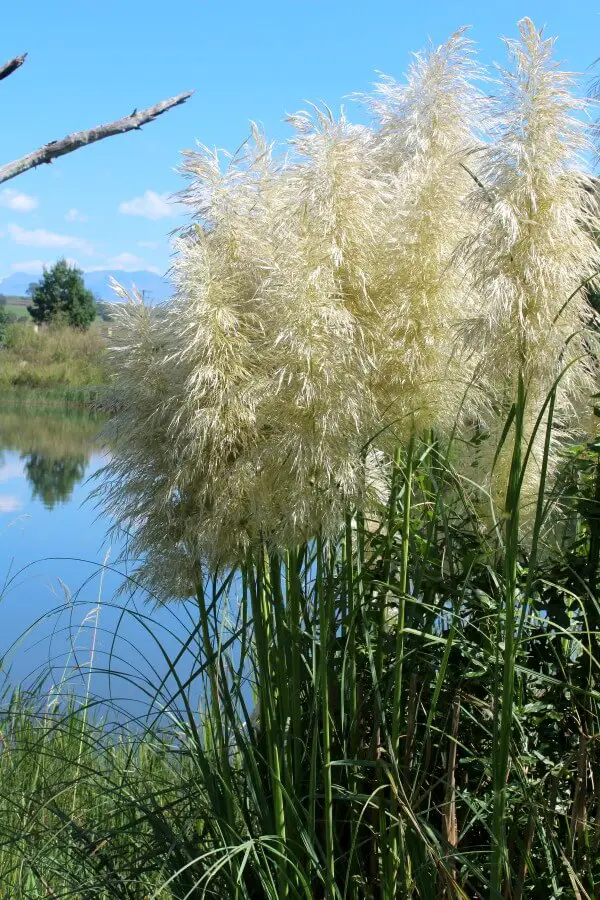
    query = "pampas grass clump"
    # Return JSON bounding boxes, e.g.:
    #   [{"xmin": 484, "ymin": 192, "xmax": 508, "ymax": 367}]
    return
[
  {"xmin": 28, "ymin": 20, "xmax": 600, "ymax": 900},
  {"xmin": 103, "ymin": 19, "xmax": 600, "ymax": 589}
]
